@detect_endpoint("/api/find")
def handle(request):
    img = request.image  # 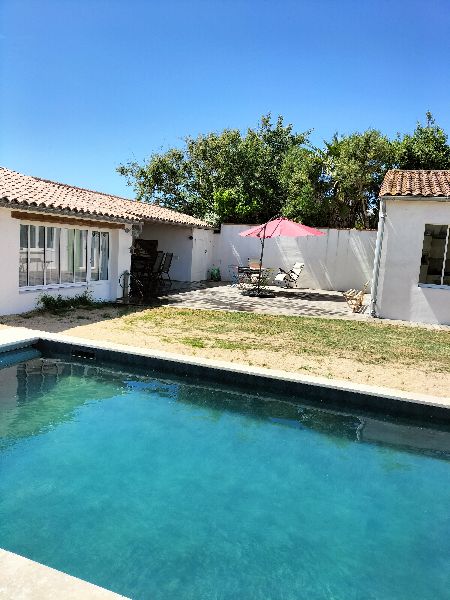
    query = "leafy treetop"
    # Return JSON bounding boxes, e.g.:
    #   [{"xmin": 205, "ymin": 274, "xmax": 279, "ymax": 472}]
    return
[{"xmin": 118, "ymin": 112, "xmax": 450, "ymax": 229}]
